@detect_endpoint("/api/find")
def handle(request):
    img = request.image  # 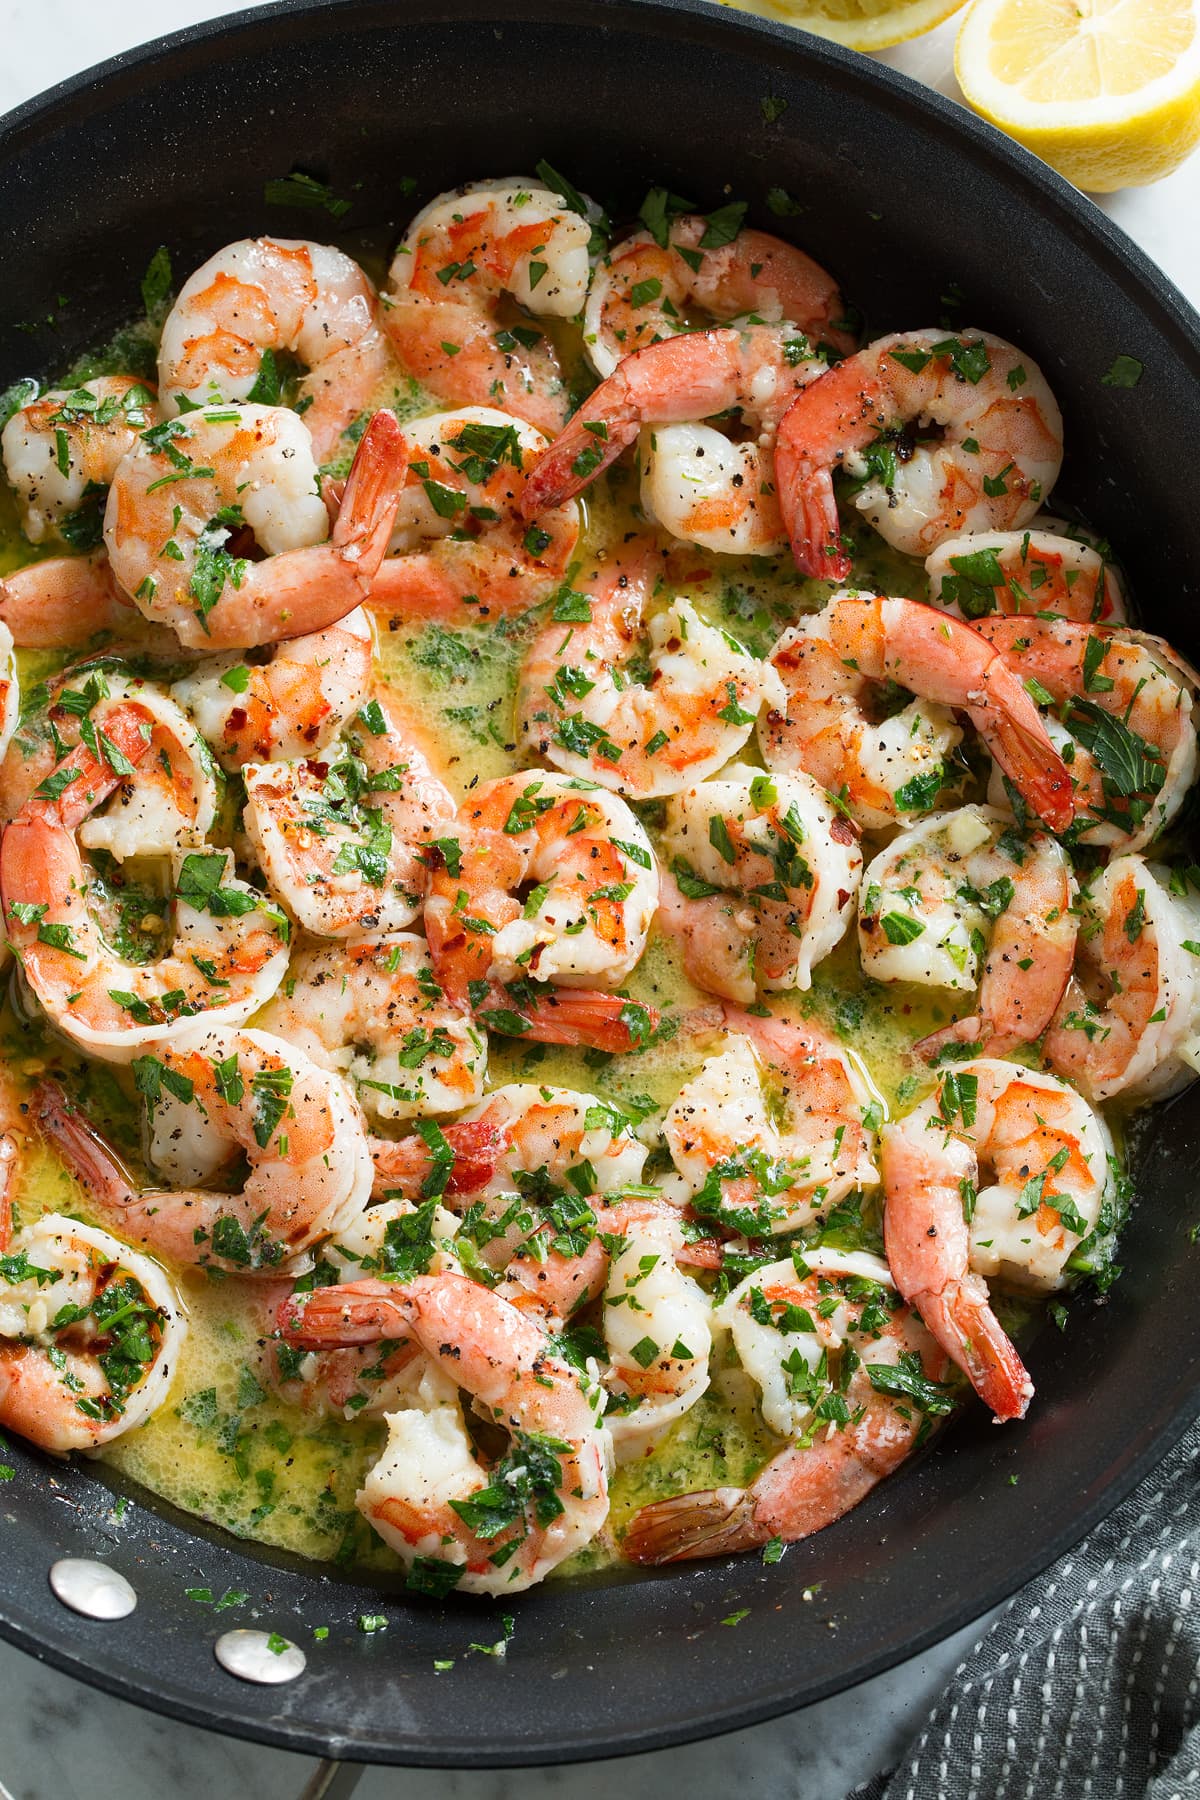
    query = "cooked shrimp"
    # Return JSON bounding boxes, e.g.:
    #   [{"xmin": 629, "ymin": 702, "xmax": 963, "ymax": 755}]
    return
[
  {"xmin": 657, "ymin": 762, "xmax": 862, "ymax": 1003},
  {"xmin": 384, "ymin": 1079, "xmax": 647, "ymax": 1251},
  {"xmin": 261, "ymin": 1196, "xmax": 462, "ymax": 1418},
  {"xmin": 521, "ymin": 327, "xmax": 827, "ymax": 554},
  {"xmin": 367, "ymin": 408, "xmax": 581, "ymax": 624},
  {"xmin": 1045, "ymin": 856, "xmax": 1200, "ymax": 1102},
  {"xmin": 0, "ymin": 1209, "xmax": 187, "ymax": 1453},
  {"xmin": 1, "ymin": 709, "xmax": 288, "ymax": 1058},
  {"xmin": 256, "ymin": 931, "xmax": 487, "ymax": 1122},
  {"xmin": 602, "ymin": 1205, "xmax": 712, "ymax": 1460},
  {"xmin": 663, "ymin": 1008, "xmax": 880, "ymax": 1236},
  {"xmin": 170, "ymin": 607, "xmax": 373, "ymax": 767},
  {"xmin": 423, "ymin": 777, "xmax": 660, "ymax": 1052},
  {"xmin": 427, "ymin": 772, "xmax": 658, "ymax": 987},
  {"xmin": 242, "ymin": 689, "xmax": 457, "ymax": 938},
  {"xmin": 0, "ymin": 551, "xmax": 168, "ymax": 650},
  {"xmin": 157, "ymin": 238, "xmax": 391, "ymax": 461},
  {"xmin": 2, "ymin": 377, "xmax": 158, "ymax": 544},
  {"xmin": 279, "ymin": 1271, "xmax": 611, "ymax": 1593},
  {"xmin": 104, "ymin": 404, "xmax": 405, "ymax": 649},
  {"xmin": 0, "ymin": 662, "xmax": 218, "ymax": 859},
  {"xmin": 384, "ymin": 178, "xmax": 596, "ymax": 434},
  {"xmin": 775, "ymin": 330, "xmax": 1063, "ymax": 579},
  {"xmin": 976, "ymin": 616, "xmax": 1197, "ymax": 852},
  {"xmin": 583, "ymin": 215, "xmax": 853, "ymax": 377},
  {"xmin": 926, "ymin": 530, "xmax": 1126, "ymax": 624},
  {"xmin": 34, "ymin": 1026, "xmax": 375, "ymax": 1273},
  {"xmin": 858, "ymin": 805, "xmax": 1076, "ymax": 1059},
  {"xmin": 760, "ymin": 592, "xmax": 1074, "ymax": 833},
  {"xmin": 517, "ymin": 543, "xmax": 784, "ymax": 799},
  {"xmin": 885, "ymin": 1059, "xmax": 1114, "ymax": 1391},
  {"xmin": 623, "ymin": 1249, "xmax": 948, "ymax": 1562}
]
